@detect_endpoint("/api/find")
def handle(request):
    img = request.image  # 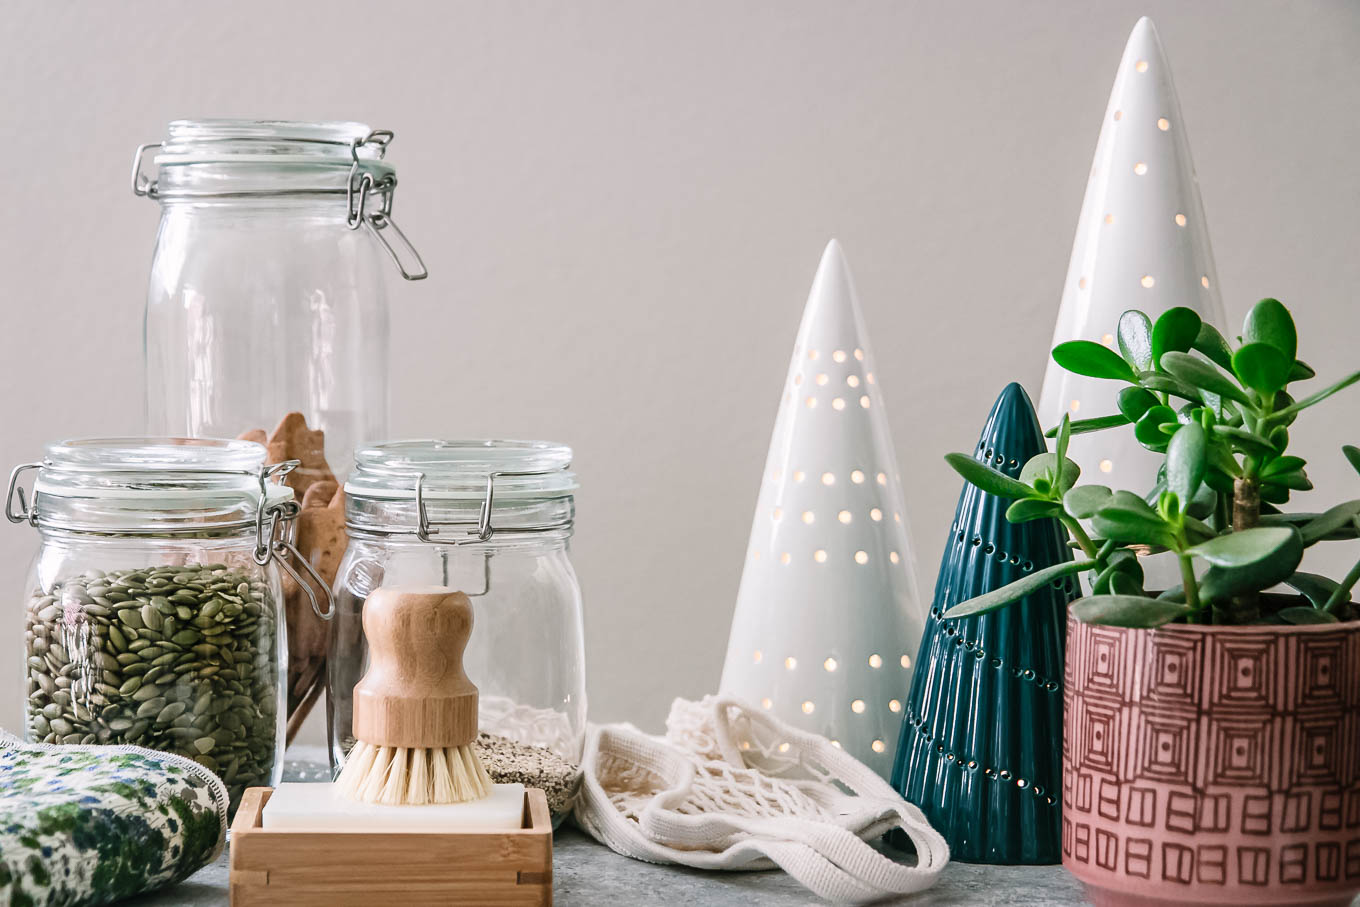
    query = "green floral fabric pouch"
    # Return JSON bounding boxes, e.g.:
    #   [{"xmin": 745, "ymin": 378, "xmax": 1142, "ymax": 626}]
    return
[{"xmin": 0, "ymin": 735, "xmax": 226, "ymax": 907}]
